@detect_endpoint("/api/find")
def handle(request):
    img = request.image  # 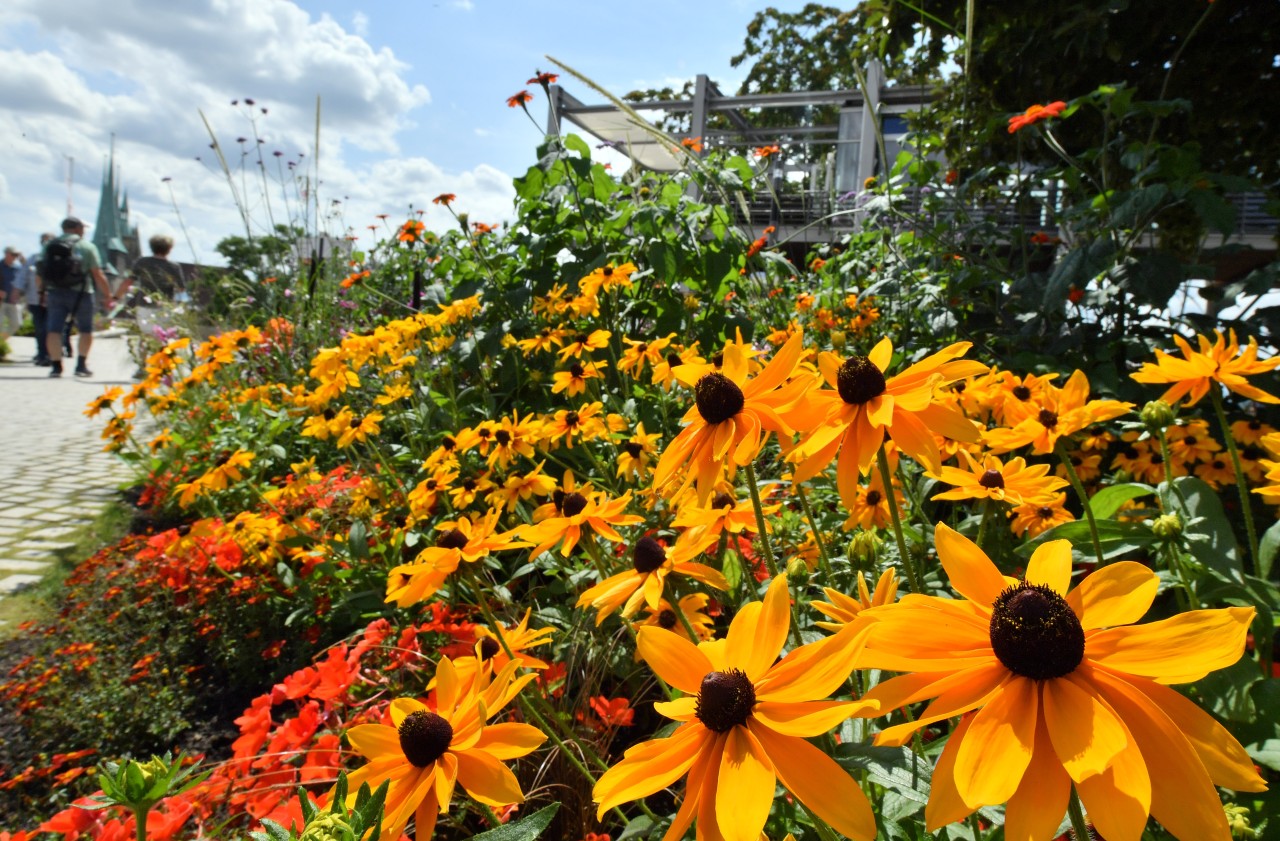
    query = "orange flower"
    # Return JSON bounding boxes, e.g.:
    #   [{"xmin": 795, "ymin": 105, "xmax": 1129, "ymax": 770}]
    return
[
  {"xmin": 1130, "ymin": 329, "xmax": 1280, "ymax": 406},
  {"xmin": 507, "ymin": 90, "xmax": 534, "ymax": 108},
  {"xmin": 527, "ymin": 71, "xmax": 559, "ymax": 86},
  {"xmin": 432, "ymin": 193, "xmax": 456, "ymax": 205},
  {"xmin": 398, "ymin": 219, "xmax": 425, "ymax": 242},
  {"xmin": 1007, "ymin": 100, "xmax": 1067, "ymax": 133},
  {"xmin": 754, "ymin": 144, "xmax": 781, "ymax": 158},
  {"xmin": 681, "ymin": 136, "xmax": 704, "ymax": 153}
]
